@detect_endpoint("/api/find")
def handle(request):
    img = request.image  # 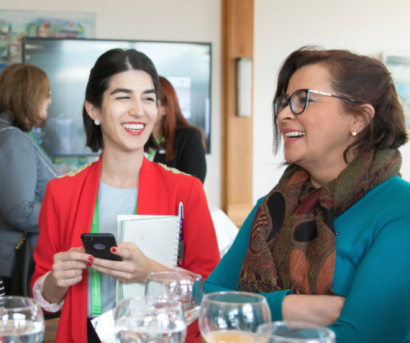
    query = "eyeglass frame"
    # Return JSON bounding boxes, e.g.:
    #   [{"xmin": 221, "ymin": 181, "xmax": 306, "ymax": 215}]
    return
[{"xmin": 274, "ymin": 89, "xmax": 358, "ymax": 119}]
